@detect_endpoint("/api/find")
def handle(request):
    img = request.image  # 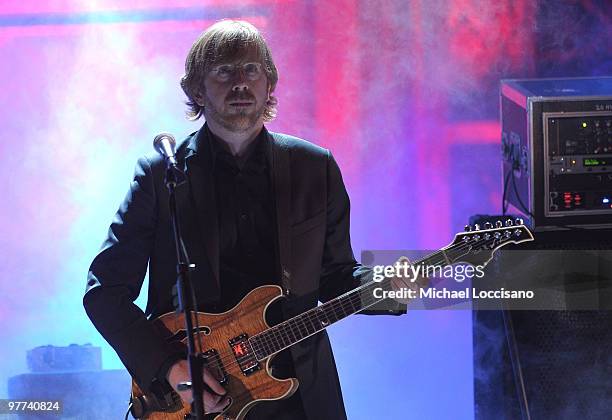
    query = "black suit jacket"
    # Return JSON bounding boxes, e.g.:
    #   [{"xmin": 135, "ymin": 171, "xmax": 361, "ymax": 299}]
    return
[{"xmin": 83, "ymin": 126, "xmax": 404, "ymax": 420}]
